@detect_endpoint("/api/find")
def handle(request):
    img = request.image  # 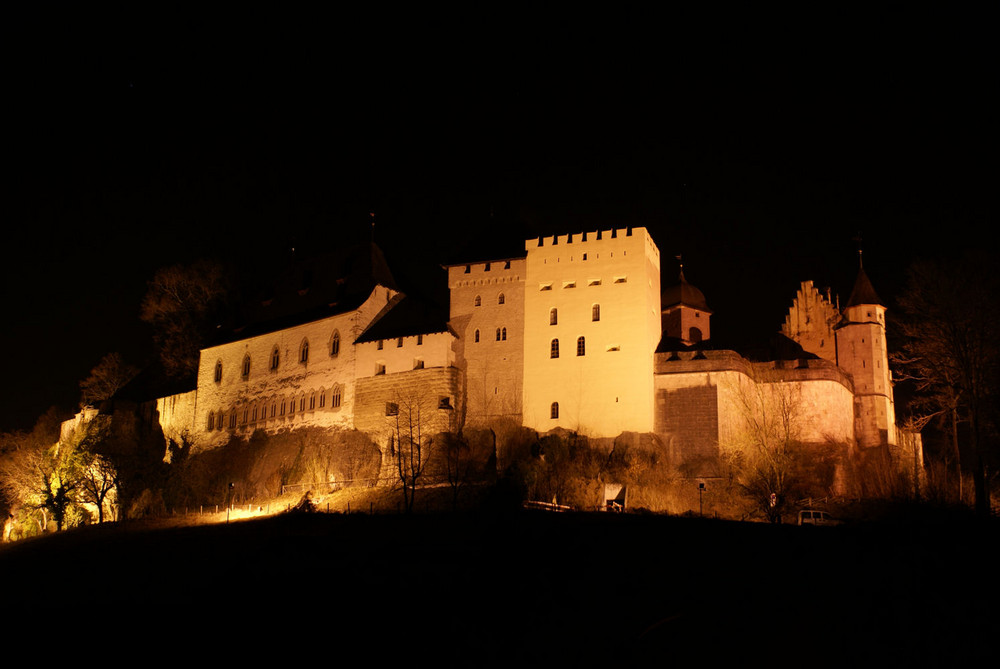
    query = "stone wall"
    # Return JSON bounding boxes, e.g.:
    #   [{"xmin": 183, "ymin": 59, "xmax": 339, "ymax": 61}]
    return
[
  {"xmin": 353, "ymin": 366, "xmax": 462, "ymax": 449},
  {"xmin": 447, "ymin": 257, "xmax": 525, "ymax": 427},
  {"xmin": 190, "ymin": 285, "xmax": 395, "ymax": 451},
  {"xmin": 156, "ymin": 389, "xmax": 198, "ymax": 447}
]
